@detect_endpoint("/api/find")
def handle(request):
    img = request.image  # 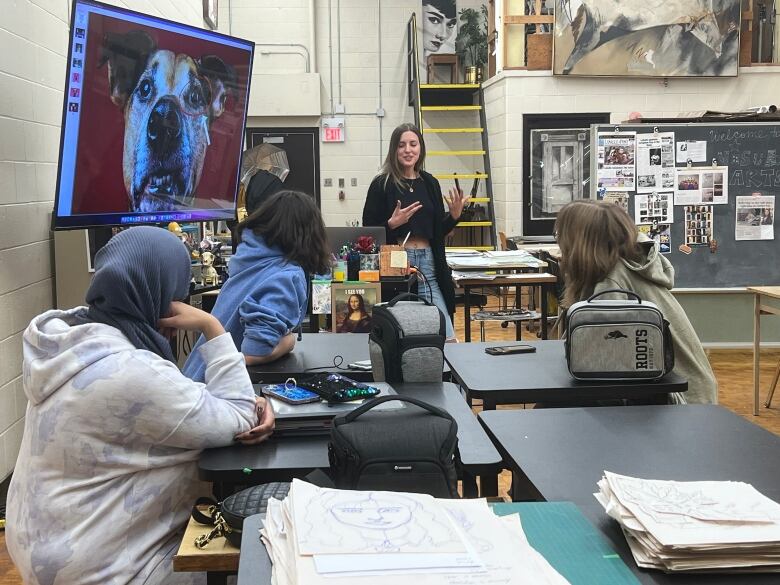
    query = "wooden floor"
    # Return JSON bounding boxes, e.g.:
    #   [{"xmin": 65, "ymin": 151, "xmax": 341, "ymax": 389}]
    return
[{"xmin": 1, "ymin": 298, "xmax": 779, "ymax": 580}]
